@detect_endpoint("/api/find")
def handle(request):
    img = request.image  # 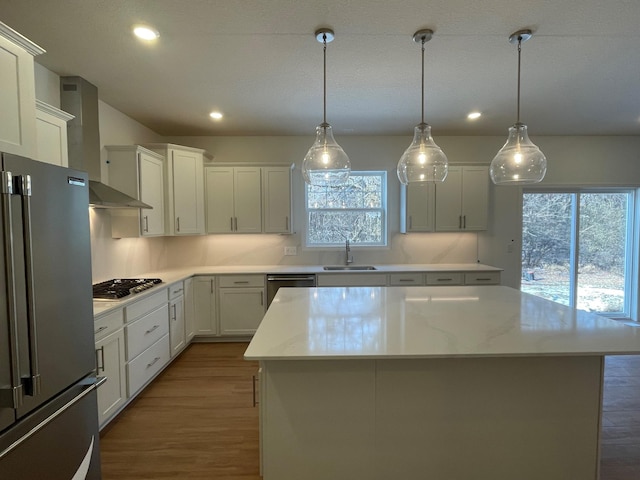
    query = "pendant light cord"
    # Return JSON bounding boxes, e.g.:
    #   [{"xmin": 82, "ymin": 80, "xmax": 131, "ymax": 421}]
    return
[
  {"xmin": 516, "ymin": 36, "xmax": 522, "ymax": 124},
  {"xmin": 323, "ymin": 33, "xmax": 327, "ymax": 125},
  {"xmin": 421, "ymin": 37, "xmax": 425, "ymax": 125}
]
